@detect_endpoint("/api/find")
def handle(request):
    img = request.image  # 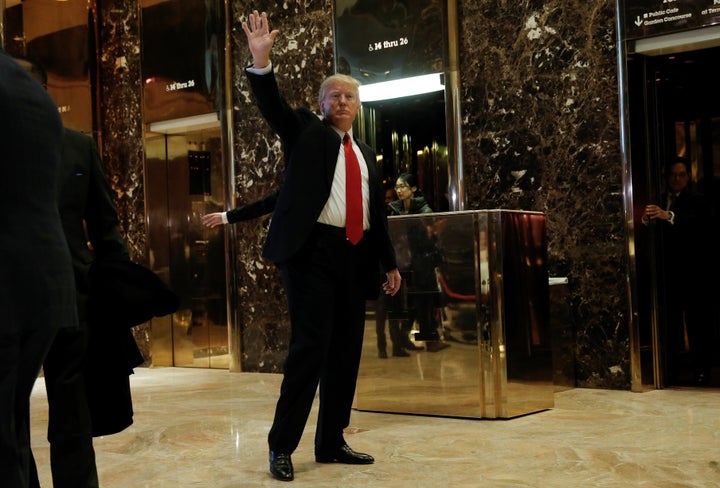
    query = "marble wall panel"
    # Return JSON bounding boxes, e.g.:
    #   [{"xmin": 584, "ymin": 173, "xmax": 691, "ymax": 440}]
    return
[
  {"xmin": 458, "ymin": 1, "xmax": 628, "ymax": 388},
  {"xmin": 96, "ymin": 0, "xmax": 151, "ymax": 361}
]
